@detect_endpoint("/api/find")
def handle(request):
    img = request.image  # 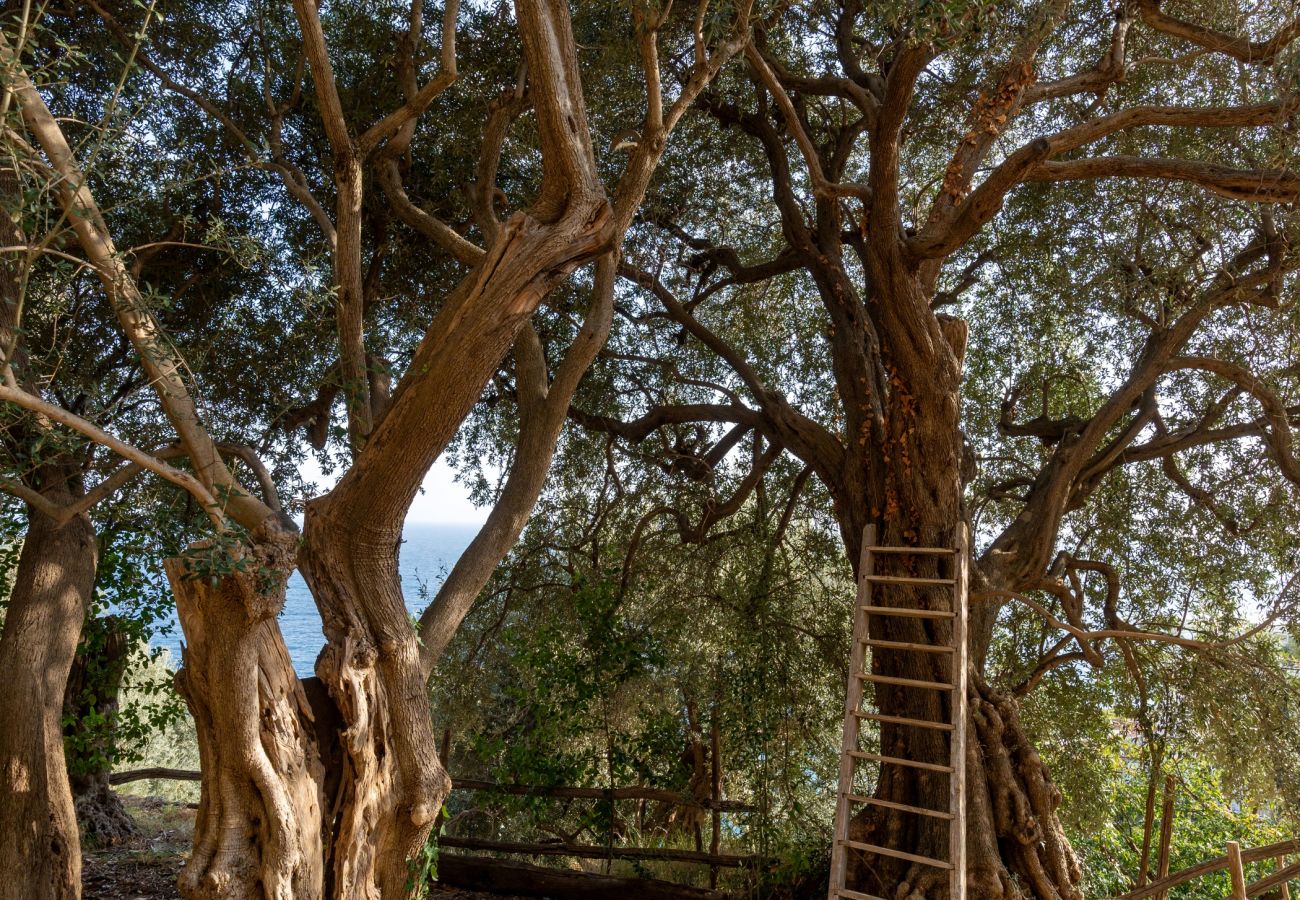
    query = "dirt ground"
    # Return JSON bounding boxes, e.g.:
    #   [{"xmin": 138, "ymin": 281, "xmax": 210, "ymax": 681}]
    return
[
  {"xmin": 80, "ymin": 795, "xmax": 513, "ymax": 900},
  {"xmin": 81, "ymin": 797, "xmax": 190, "ymax": 899}
]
